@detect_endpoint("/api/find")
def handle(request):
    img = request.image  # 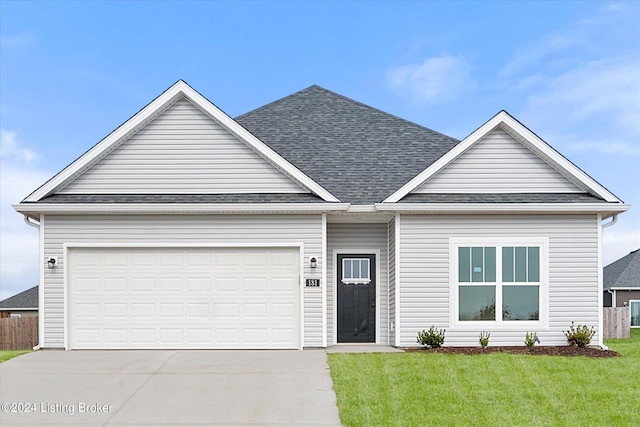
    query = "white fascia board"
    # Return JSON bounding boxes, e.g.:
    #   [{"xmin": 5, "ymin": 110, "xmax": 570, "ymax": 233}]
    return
[
  {"xmin": 375, "ymin": 202, "xmax": 630, "ymax": 215},
  {"xmin": 346, "ymin": 205, "xmax": 378, "ymax": 213},
  {"xmin": 13, "ymin": 203, "xmax": 350, "ymax": 215},
  {"xmin": 383, "ymin": 111, "xmax": 624, "ymax": 204},
  {"xmin": 24, "ymin": 81, "xmax": 340, "ymax": 203}
]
